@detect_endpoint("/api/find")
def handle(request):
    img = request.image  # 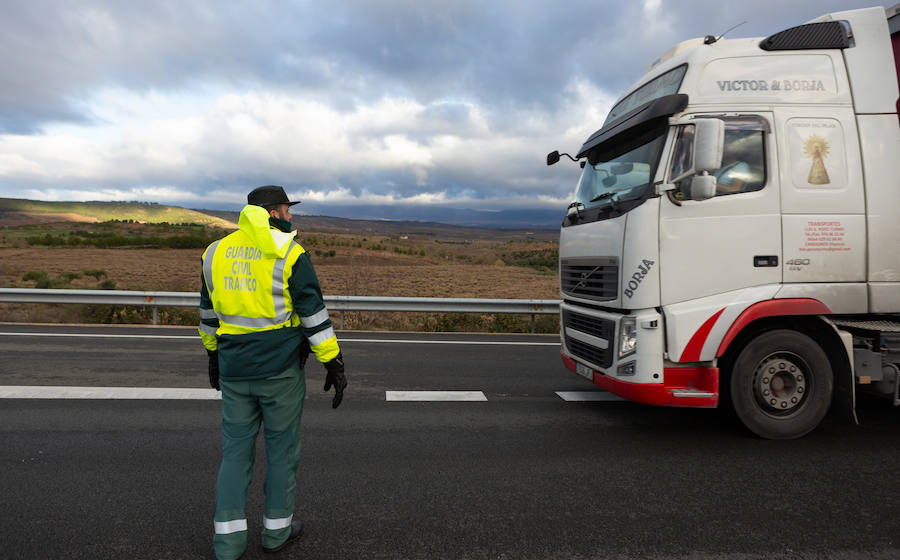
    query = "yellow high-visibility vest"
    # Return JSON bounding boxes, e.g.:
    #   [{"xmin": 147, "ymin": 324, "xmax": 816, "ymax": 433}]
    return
[{"xmin": 202, "ymin": 207, "xmax": 304, "ymax": 336}]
